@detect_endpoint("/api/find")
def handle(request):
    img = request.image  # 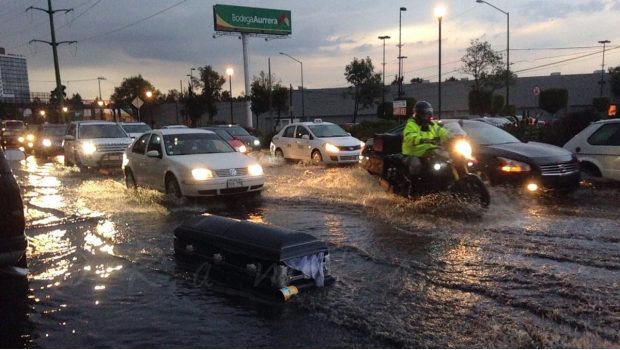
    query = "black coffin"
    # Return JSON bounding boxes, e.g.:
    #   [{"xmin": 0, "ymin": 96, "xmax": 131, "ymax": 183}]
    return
[{"xmin": 174, "ymin": 214, "xmax": 334, "ymax": 294}]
